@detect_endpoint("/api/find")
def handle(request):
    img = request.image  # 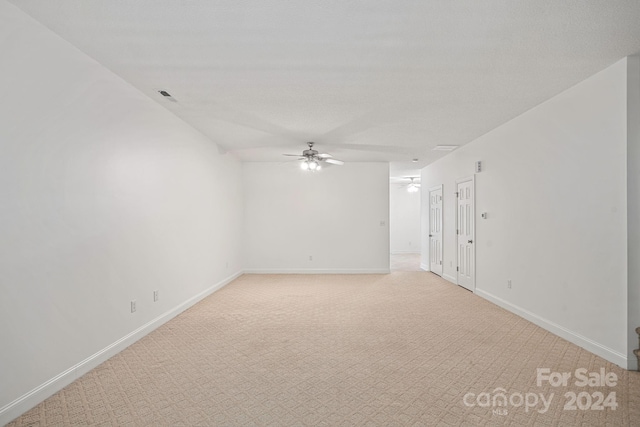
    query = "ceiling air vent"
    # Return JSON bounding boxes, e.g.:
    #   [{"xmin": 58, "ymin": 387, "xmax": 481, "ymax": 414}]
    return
[{"xmin": 432, "ymin": 145, "xmax": 459, "ymax": 151}]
